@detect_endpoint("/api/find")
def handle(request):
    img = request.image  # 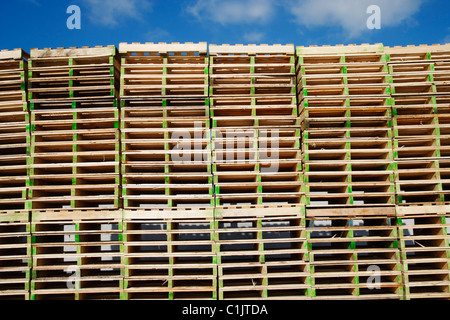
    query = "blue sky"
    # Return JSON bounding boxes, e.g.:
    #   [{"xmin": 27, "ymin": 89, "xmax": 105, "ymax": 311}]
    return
[{"xmin": 1, "ymin": 0, "xmax": 449, "ymax": 51}]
